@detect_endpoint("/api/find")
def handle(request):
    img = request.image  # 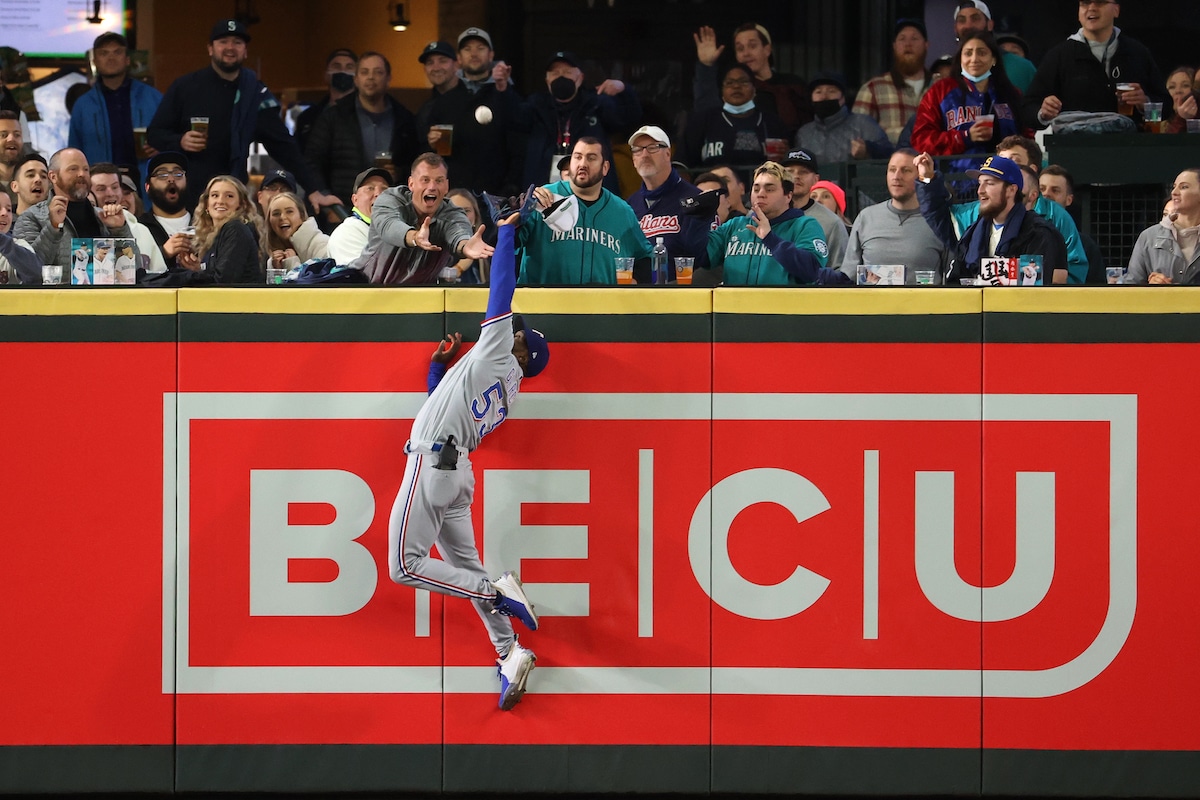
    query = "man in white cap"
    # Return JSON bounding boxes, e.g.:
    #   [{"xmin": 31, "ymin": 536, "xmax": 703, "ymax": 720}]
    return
[{"xmin": 625, "ymin": 124, "xmax": 710, "ymax": 280}]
